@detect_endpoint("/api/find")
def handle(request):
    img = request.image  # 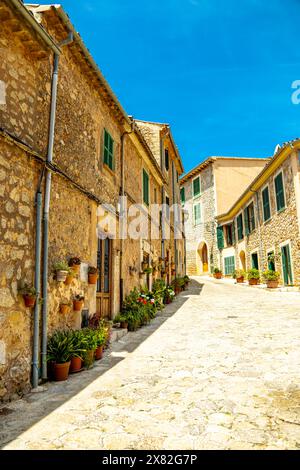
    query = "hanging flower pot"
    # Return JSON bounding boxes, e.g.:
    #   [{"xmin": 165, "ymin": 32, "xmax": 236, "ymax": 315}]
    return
[
  {"xmin": 60, "ymin": 303, "xmax": 71, "ymax": 314},
  {"xmin": 69, "ymin": 257, "xmax": 81, "ymax": 274},
  {"xmin": 53, "ymin": 362, "xmax": 71, "ymax": 382},
  {"xmin": 24, "ymin": 294, "xmax": 36, "ymax": 308},
  {"xmin": 18, "ymin": 283, "xmax": 37, "ymax": 308},
  {"xmin": 73, "ymin": 295, "xmax": 84, "ymax": 312},
  {"xmin": 53, "ymin": 261, "xmax": 70, "ymax": 282},
  {"xmin": 56, "ymin": 270, "xmax": 68, "ymax": 282},
  {"xmin": 70, "ymin": 357, "xmax": 83, "ymax": 373},
  {"xmin": 88, "ymin": 267, "xmax": 98, "ymax": 285},
  {"xmin": 65, "ymin": 272, "xmax": 74, "ymax": 286}
]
